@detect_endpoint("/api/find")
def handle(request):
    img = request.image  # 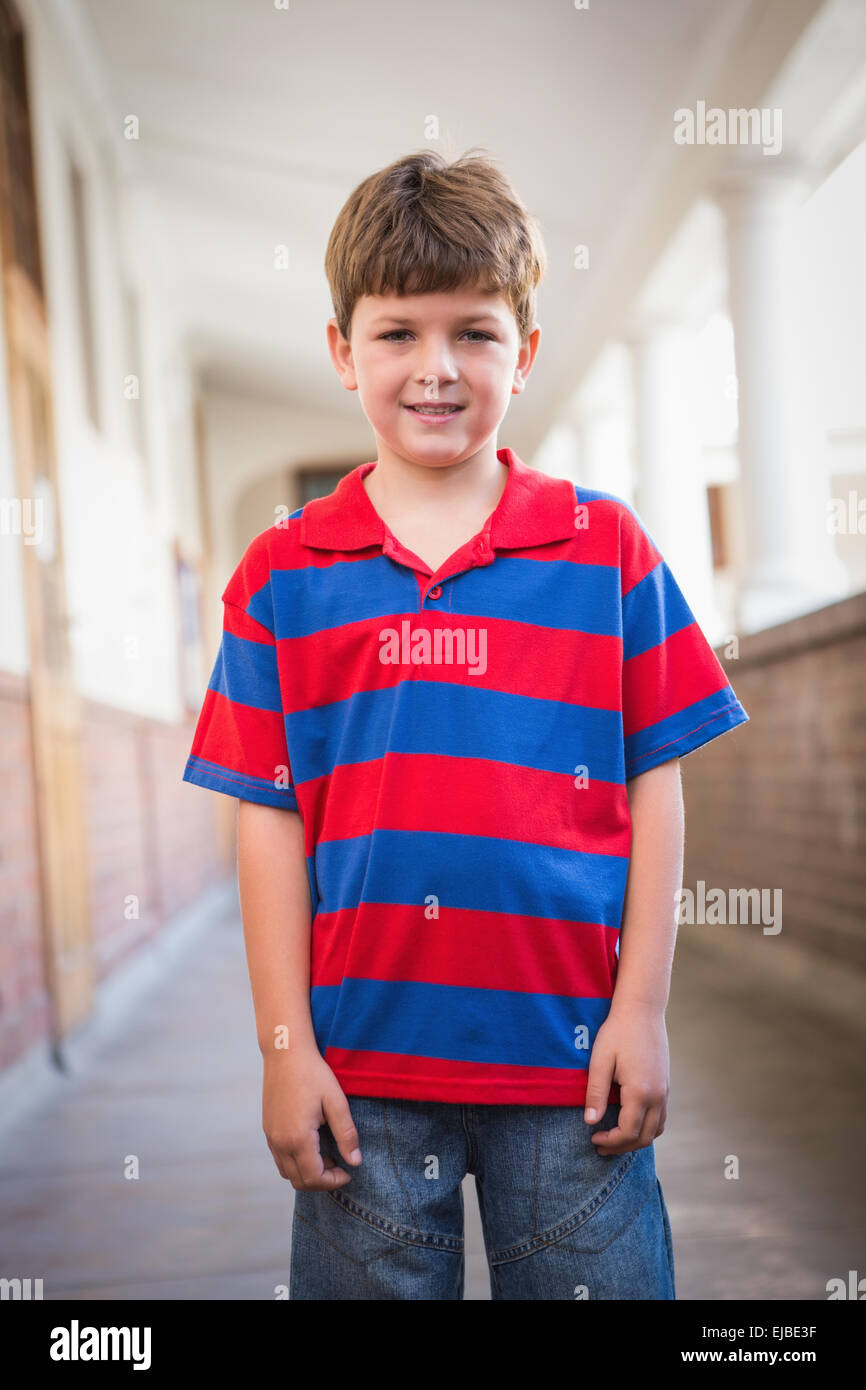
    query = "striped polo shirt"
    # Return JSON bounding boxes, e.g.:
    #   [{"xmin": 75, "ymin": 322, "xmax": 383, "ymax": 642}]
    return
[{"xmin": 182, "ymin": 446, "xmax": 749, "ymax": 1106}]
